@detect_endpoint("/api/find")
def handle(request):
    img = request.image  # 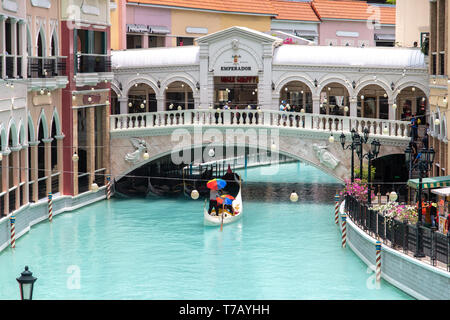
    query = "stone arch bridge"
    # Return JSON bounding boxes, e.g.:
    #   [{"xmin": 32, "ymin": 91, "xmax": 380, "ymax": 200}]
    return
[{"xmin": 109, "ymin": 109, "xmax": 411, "ymax": 182}]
